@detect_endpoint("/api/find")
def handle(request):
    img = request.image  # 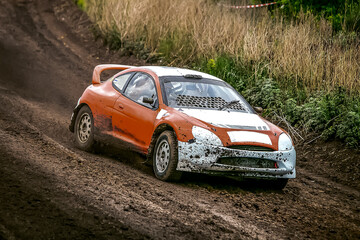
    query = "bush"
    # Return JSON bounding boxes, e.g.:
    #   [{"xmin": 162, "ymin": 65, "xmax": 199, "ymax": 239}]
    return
[
  {"xmin": 74, "ymin": 0, "xmax": 86, "ymax": 10},
  {"xmin": 337, "ymin": 111, "xmax": 360, "ymax": 147},
  {"xmin": 266, "ymin": 0, "xmax": 360, "ymax": 32}
]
